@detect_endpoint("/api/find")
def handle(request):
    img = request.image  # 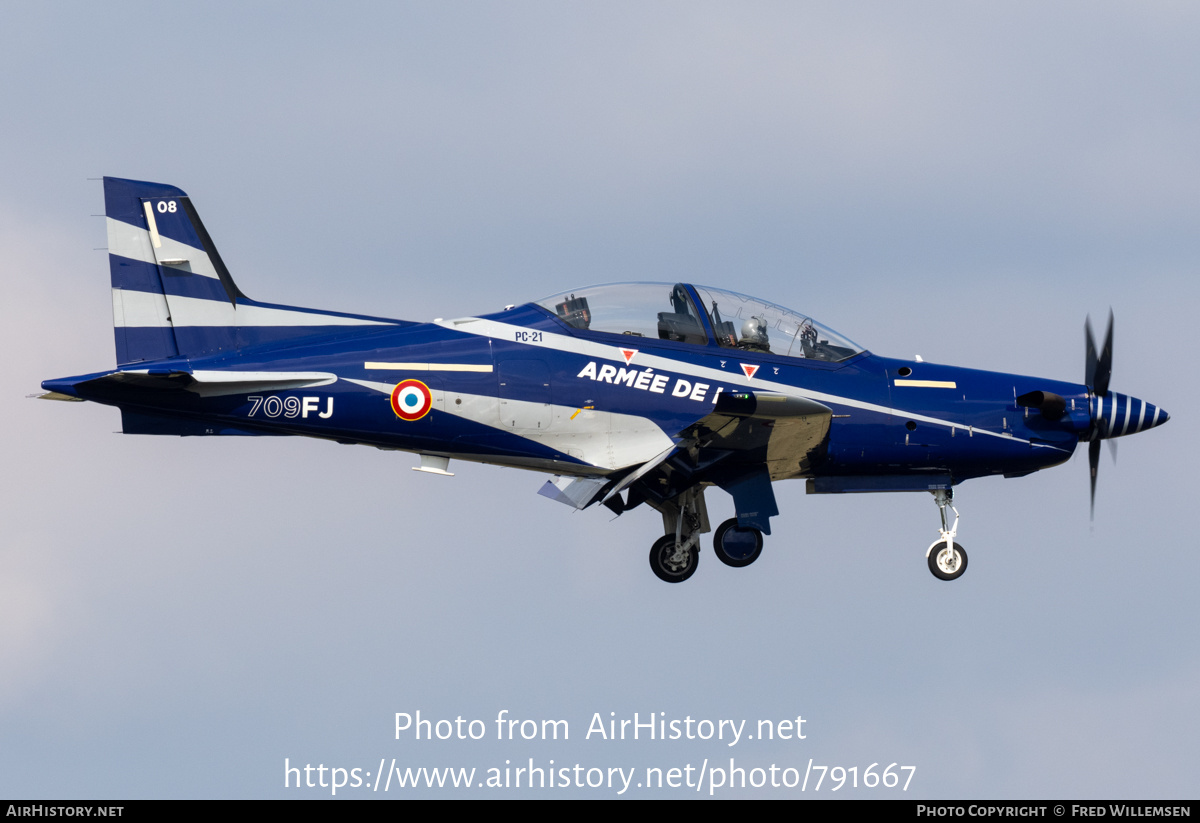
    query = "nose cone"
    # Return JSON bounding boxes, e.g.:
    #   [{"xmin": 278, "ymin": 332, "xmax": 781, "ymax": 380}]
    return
[{"xmin": 1092, "ymin": 393, "xmax": 1169, "ymax": 439}]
